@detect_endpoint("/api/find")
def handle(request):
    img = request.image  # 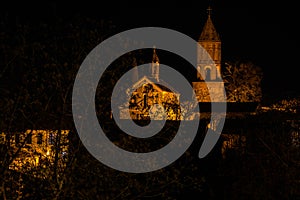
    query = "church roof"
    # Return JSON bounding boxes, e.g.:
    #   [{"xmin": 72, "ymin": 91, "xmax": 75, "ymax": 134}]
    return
[
  {"xmin": 199, "ymin": 12, "xmax": 220, "ymax": 42},
  {"xmin": 131, "ymin": 76, "xmax": 179, "ymax": 94}
]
